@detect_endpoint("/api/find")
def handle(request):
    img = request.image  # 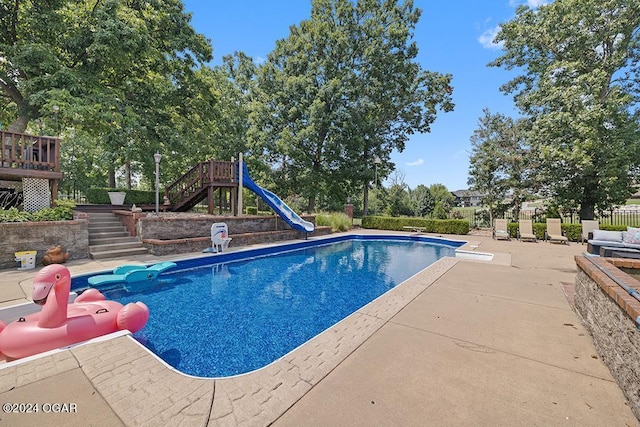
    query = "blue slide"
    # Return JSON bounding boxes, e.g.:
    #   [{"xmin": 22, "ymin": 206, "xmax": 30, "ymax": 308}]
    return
[{"xmin": 240, "ymin": 162, "xmax": 315, "ymax": 233}]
